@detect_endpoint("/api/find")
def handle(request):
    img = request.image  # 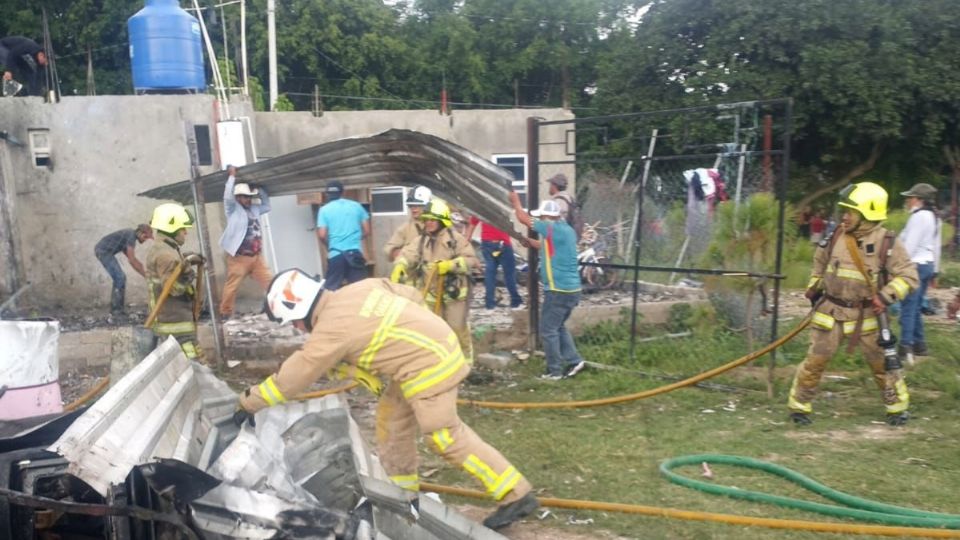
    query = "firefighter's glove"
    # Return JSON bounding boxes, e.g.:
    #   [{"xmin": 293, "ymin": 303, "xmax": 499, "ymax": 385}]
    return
[
  {"xmin": 233, "ymin": 400, "xmax": 256, "ymax": 428},
  {"xmin": 330, "ymin": 364, "xmax": 384, "ymax": 397},
  {"xmin": 390, "ymin": 261, "xmax": 409, "ymax": 284},
  {"xmin": 184, "ymin": 253, "xmax": 206, "ymax": 266},
  {"xmin": 435, "ymin": 259, "xmax": 455, "ymax": 275}
]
